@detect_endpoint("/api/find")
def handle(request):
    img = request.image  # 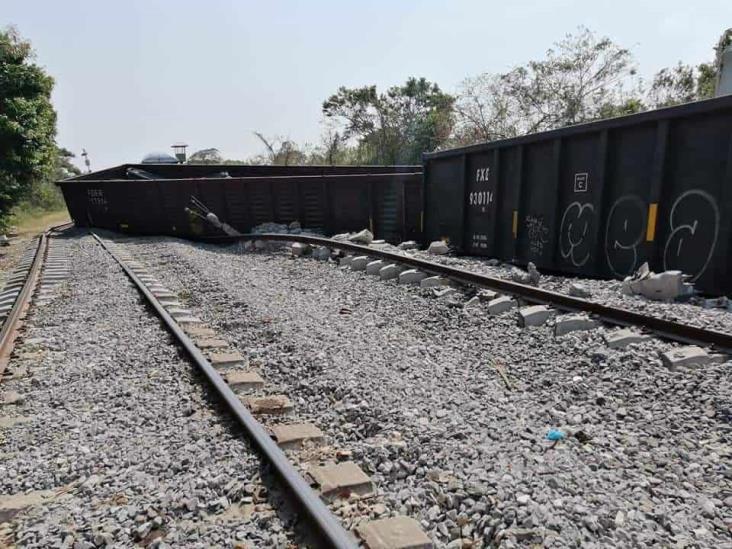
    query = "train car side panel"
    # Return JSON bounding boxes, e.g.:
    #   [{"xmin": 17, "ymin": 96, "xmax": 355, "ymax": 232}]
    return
[
  {"xmin": 423, "ymin": 156, "xmax": 465, "ymax": 247},
  {"xmin": 657, "ymin": 111, "xmax": 732, "ymax": 293},
  {"xmin": 515, "ymin": 140, "xmax": 559, "ymax": 269},
  {"xmin": 555, "ymin": 132, "xmax": 603, "ymax": 274},
  {"xmin": 600, "ymin": 123, "xmax": 658, "ymax": 279},
  {"xmin": 464, "ymin": 151, "xmax": 498, "ymax": 256},
  {"xmin": 424, "ymin": 95, "xmax": 732, "ymax": 295}
]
